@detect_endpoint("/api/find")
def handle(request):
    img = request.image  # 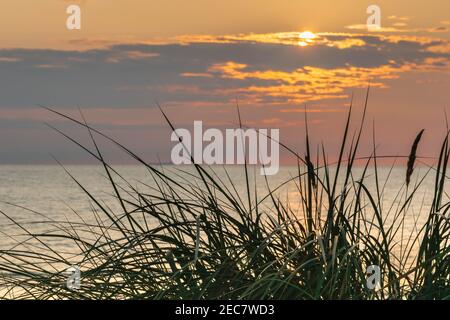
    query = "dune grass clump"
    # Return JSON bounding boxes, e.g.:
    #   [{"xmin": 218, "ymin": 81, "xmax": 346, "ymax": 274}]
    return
[{"xmin": 0, "ymin": 97, "xmax": 449, "ymax": 300}]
